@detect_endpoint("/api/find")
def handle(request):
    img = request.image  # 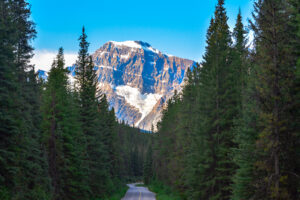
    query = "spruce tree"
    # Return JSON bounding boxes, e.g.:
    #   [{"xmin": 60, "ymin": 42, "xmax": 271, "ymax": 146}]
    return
[
  {"xmin": 143, "ymin": 144, "xmax": 153, "ymax": 185},
  {"xmin": 0, "ymin": 1, "xmax": 51, "ymax": 199},
  {"xmin": 98, "ymin": 95, "xmax": 120, "ymax": 184},
  {"xmin": 288, "ymin": 1, "xmax": 300, "ymax": 198},
  {"xmin": 42, "ymin": 48, "xmax": 90, "ymax": 200},
  {"xmin": 154, "ymin": 92, "xmax": 181, "ymax": 185},
  {"xmin": 16, "ymin": 68, "xmax": 51, "ymax": 200},
  {"xmin": 195, "ymin": 0, "xmax": 235, "ymax": 198},
  {"xmin": 0, "ymin": 1, "xmax": 20, "ymax": 197},
  {"xmin": 175, "ymin": 66, "xmax": 200, "ymax": 196},
  {"xmin": 250, "ymin": 0, "xmax": 299, "ymax": 198},
  {"xmin": 231, "ymin": 9, "xmax": 248, "ymax": 114},
  {"xmin": 230, "ymin": 10, "xmax": 259, "ymax": 200},
  {"xmin": 75, "ymin": 27, "xmax": 111, "ymax": 198}
]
